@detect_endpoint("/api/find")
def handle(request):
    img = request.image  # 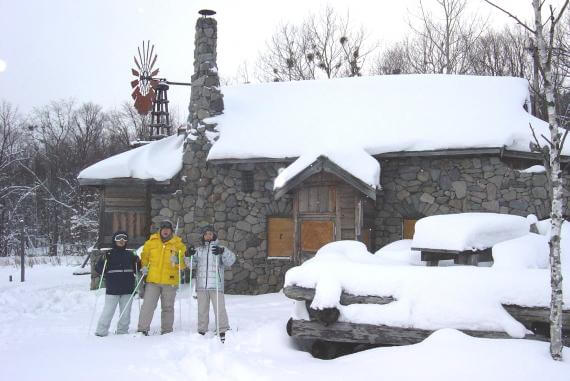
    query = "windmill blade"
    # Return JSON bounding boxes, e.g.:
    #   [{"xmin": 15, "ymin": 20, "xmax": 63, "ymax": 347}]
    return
[
  {"xmin": 134, "ymin": 56, "xmax": 142, "ymax": 70},
  {"xmin": 150, "ymin": 54, "xmax": 158, "ymax": 71},
  {"xmin": 150, "ymin": 79, "xmax": 159, "ymax": 89},
  {"xmin": 138, "ymin": 46, "xmax": 145, "ymax": 71},
  {"xmin": 131, "ymin": 88, "xmax": 139, "ymax": 100},
  {"xmin": 149, "ymin": 44, "xmax": 155, "ymax": 68},
  {"xmin": 131, "ymin": 68, "xmax": 140, "ymax": 77},
  {"xmin": 131, "ymin": 79, "xmax": 139, "ymax": 88},
  {"xmin": 150, "ymin": 69, "xmax": 159, "ymax": 77}
]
